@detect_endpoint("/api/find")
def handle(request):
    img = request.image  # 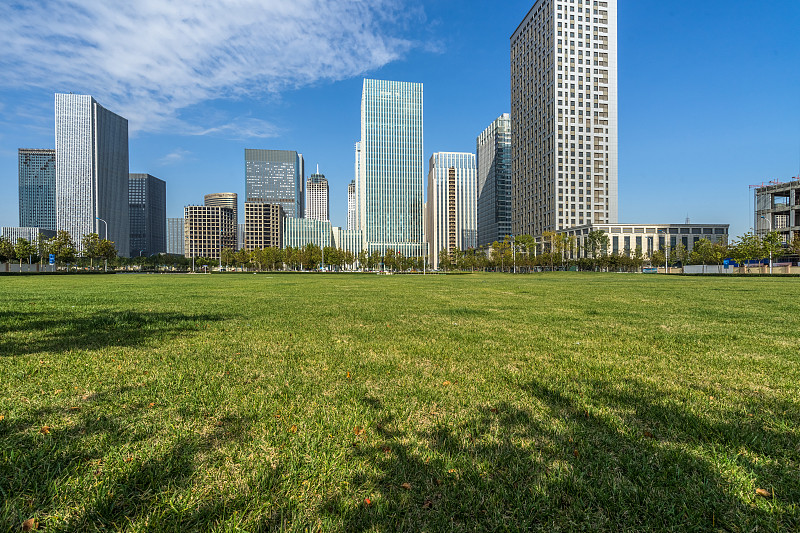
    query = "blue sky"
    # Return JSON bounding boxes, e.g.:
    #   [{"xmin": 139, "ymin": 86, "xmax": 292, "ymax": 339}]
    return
[{"xmin": 1, "ymin": 0, "xmax": 798, "ymax": 239}]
